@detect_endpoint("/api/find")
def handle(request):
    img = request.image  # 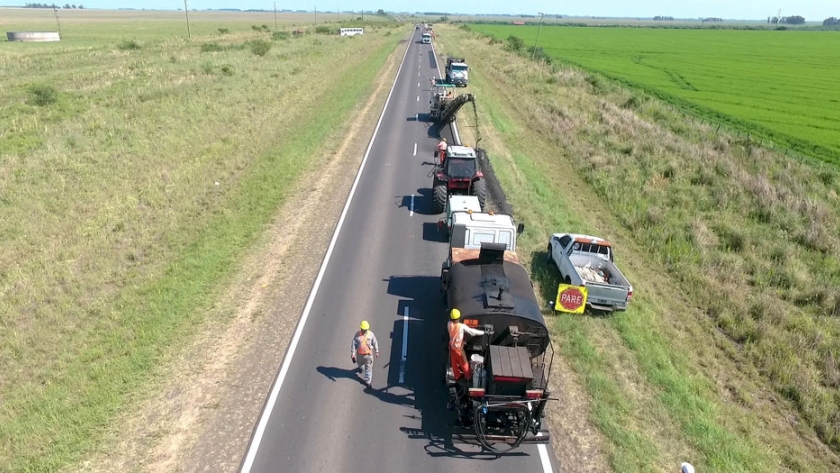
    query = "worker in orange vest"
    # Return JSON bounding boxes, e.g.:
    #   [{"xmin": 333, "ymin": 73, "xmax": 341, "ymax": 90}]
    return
[
  {"xmin": 436, "ymin": 138, "xmax": 448, "ymax": 166},
  {"xmin": 351, "ymin": 320, "xmax": 379, "ymax": 389},
  {"xmin": 448, "ymin": 308, "xmax": 484, "ymax": 381}
]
